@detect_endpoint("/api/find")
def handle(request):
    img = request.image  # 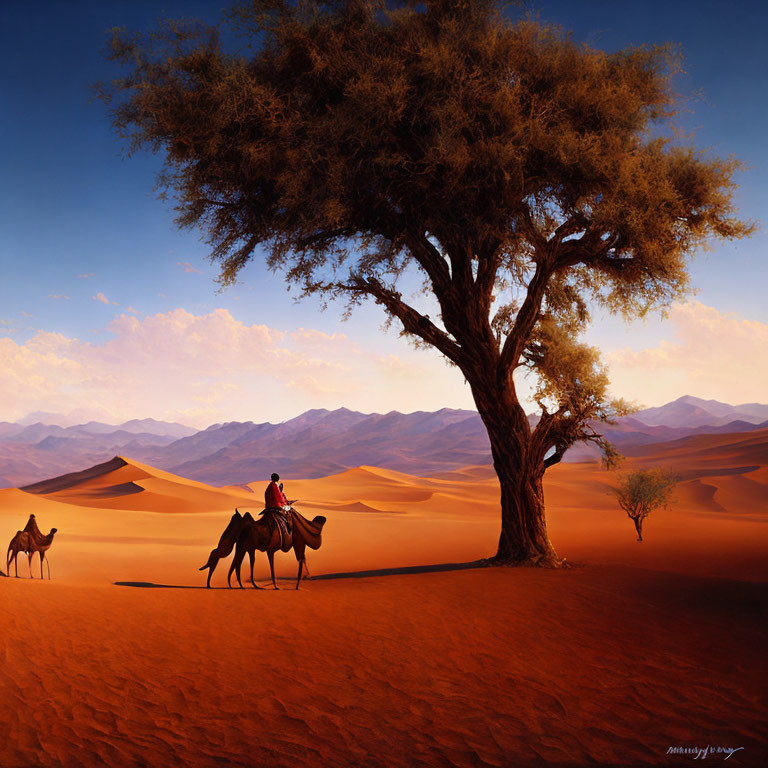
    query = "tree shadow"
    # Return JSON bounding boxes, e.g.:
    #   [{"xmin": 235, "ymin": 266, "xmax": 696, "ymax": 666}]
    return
[{"xmin": 312, "ymin": 560, "xmax": 489, "ymax": 580}]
